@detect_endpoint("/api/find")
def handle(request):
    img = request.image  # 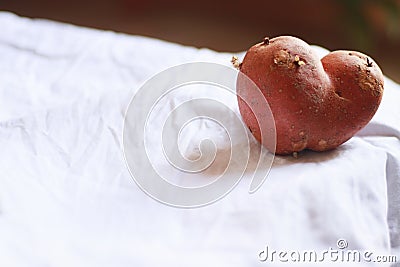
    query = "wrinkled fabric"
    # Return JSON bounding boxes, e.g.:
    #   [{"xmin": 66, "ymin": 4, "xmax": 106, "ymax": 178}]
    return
[{"xmin": 0, "ymin": 12, "xmax": 399, "ymax": 267}]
